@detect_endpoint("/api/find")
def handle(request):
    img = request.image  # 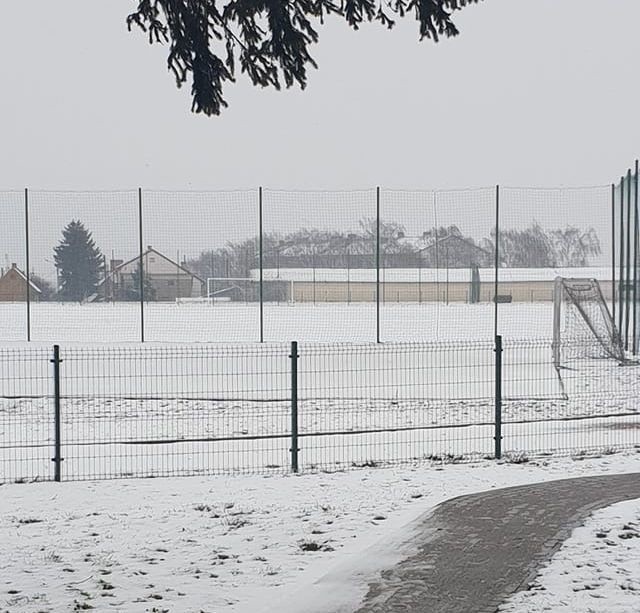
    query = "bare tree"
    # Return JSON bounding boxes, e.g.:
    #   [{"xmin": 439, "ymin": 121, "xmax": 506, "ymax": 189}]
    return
[{"xmin": 128, "ymin": 0, "xmax": 483, "ymax": 115}]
